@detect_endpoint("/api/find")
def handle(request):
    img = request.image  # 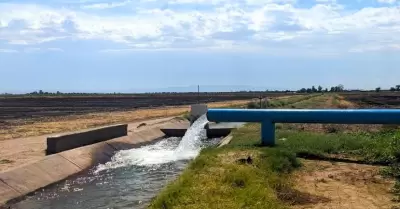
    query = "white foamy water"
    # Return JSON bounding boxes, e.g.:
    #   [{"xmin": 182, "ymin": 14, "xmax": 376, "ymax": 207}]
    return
[{"xmin": 94, "ymin": 115, "xmax": 209, "ymax": 173}]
